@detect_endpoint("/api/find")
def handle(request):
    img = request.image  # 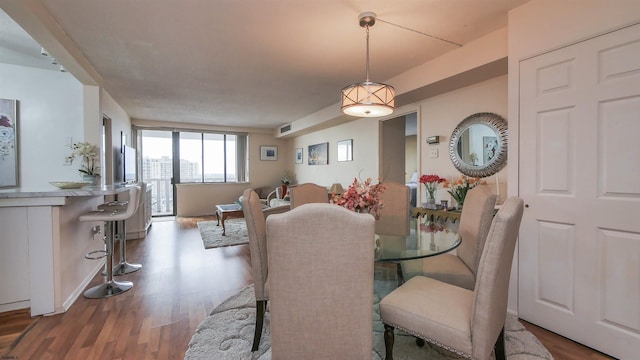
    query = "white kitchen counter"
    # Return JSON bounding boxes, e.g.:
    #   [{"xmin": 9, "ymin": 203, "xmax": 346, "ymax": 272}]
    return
[
  {"xmin": 0, "ymin": 185, "xmax": 133, "ymax": 316},
  {"xmin": 0, "ymin": 184, "xmax": 132, "ymax": 199}
]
